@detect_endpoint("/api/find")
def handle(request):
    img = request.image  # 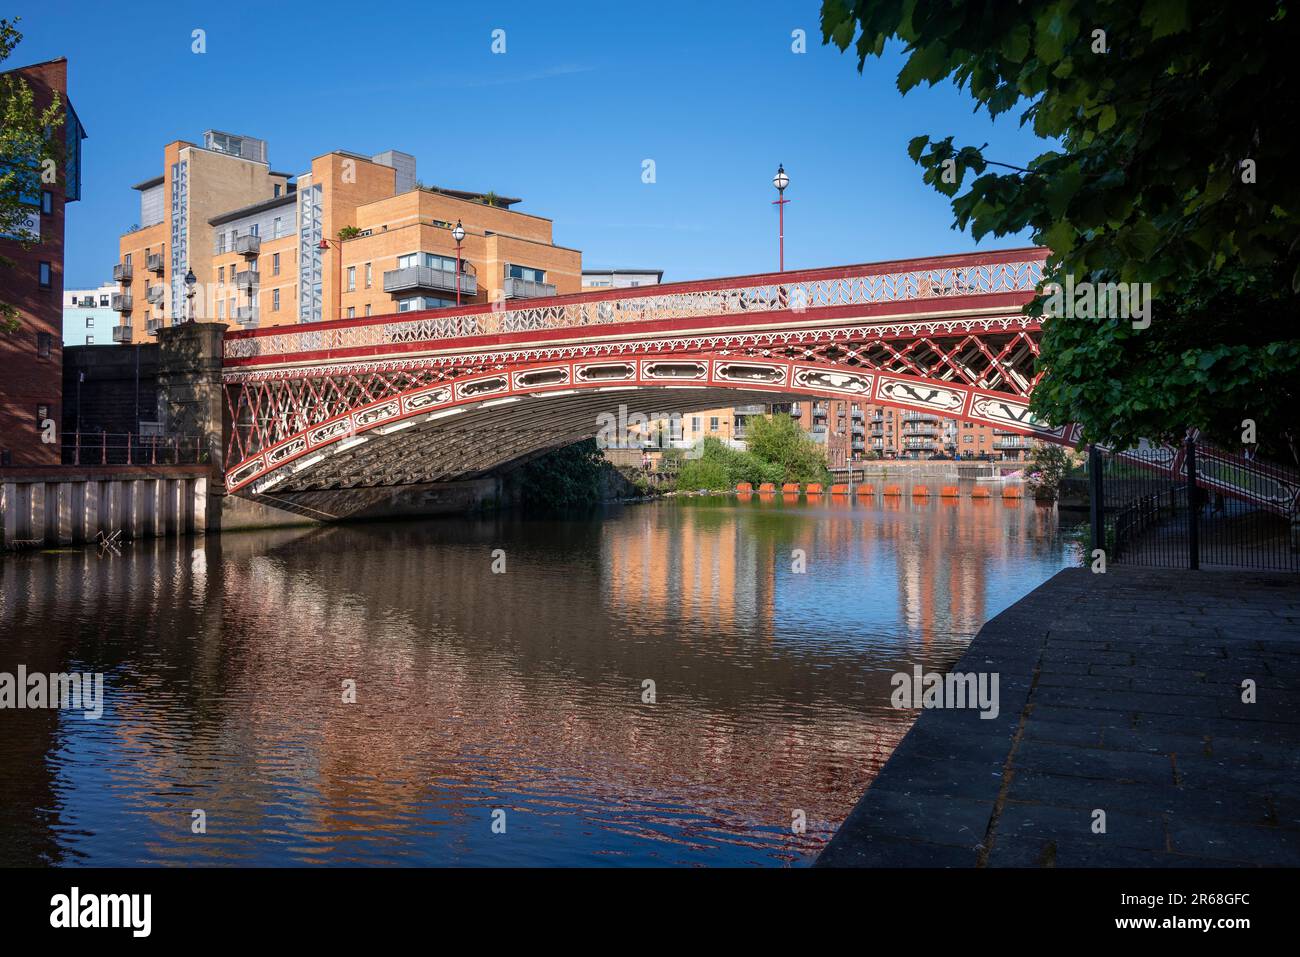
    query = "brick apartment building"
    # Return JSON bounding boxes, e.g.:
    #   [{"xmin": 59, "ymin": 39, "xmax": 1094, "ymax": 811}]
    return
[
  {"xmin": 786, "ymin": 399, "xmax": 1034, "ymax": 463},
  {"xmin": 111, "ymin": 131, "xmax": 581, "ymax": 341},
  {"xmin": 0, "ymin": 56, "xmax": 86, "ymax": 466}
]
